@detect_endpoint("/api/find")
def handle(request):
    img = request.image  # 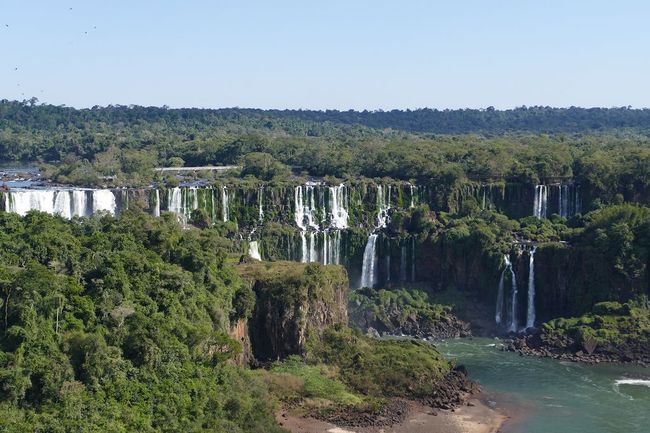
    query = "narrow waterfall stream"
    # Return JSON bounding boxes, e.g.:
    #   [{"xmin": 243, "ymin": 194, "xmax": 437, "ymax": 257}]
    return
[
  {"xmin": 526, "ymin": 247, "xmax": 537, "ymax": 329},
  {"xmin": 360, "ymin": 234, "xmax": 378, "ymax": 288},
  {"xmin": 533, "ymin": 185, "xmax": 548, "ymax": 218},
  {"xmin": 359, "ymin": 185, "xmax": 391, "ymax": 288},
  {"xmin": 248, "ymin": 241, "xmax": 261, "ymax": 260},
  {"xmin": 495, "ymin": 253, "xmax": 519, "ymax": 330}
]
